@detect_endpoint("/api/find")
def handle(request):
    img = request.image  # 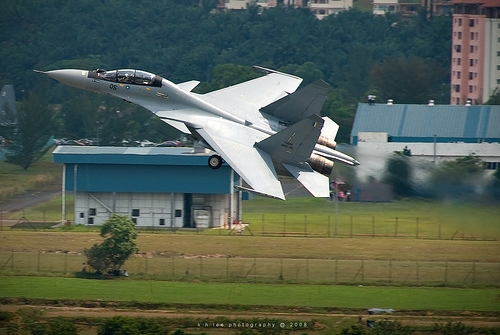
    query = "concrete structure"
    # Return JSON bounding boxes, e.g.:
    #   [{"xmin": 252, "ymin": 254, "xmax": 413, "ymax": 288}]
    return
[
  {"xmin": 451, "ymin": 0, "xmax": 500, "ymax": 105},
  {"xmin": 53, "ymin": 146, "xmax": 242, "ymax": 228},
  {"xmin": 216, "ymin": 0, "xmax": 353, "ymax": 19},
  {"xmin": 351, "ymin": 103, "xmax": 500, "ymax": 182}
]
